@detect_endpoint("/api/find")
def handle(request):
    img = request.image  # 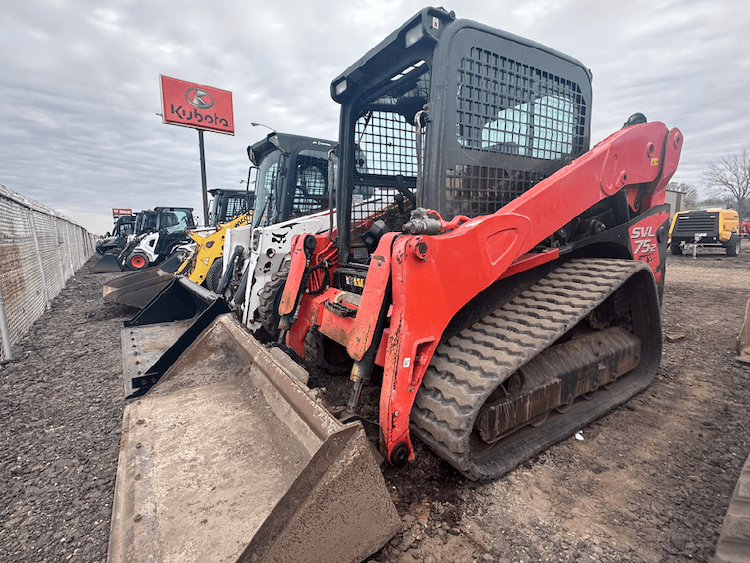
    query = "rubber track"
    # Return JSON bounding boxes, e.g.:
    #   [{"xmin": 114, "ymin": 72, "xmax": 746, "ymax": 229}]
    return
[
  {"xmin": 411, "ymin": 258, "xmax": 651, "ymax": 481},
  {"xmin": 714, "ymin": 452, "xmax": 750, "ymax": 563}
]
